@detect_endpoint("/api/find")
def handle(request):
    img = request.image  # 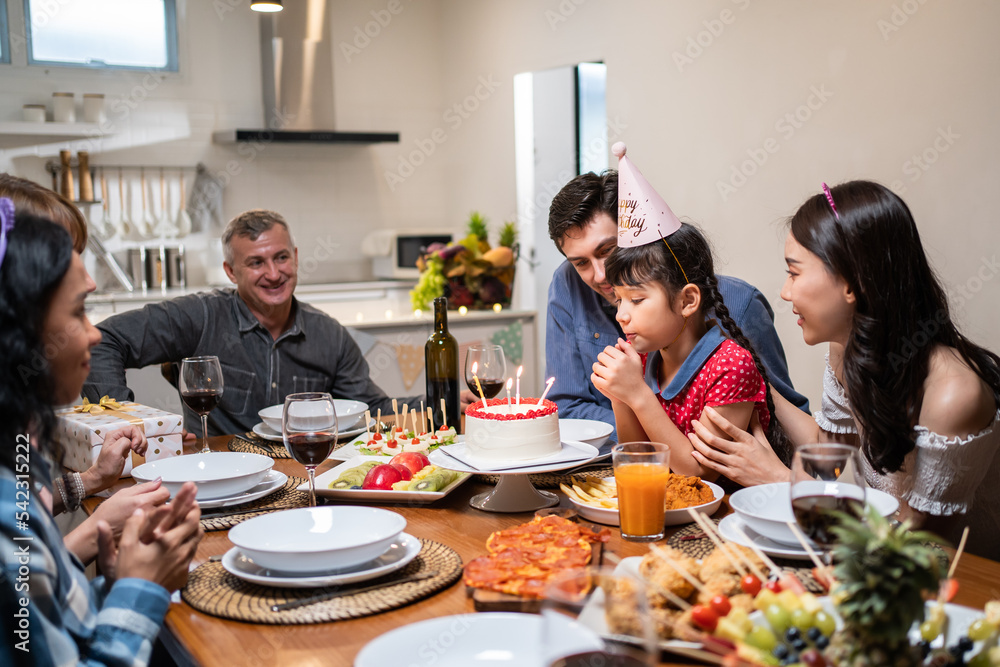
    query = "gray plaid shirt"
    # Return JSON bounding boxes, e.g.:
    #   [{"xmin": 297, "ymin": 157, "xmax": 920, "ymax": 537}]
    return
[{"xmin": 84, "ymin": 289, "xmax": 407, "ymax": 436}]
